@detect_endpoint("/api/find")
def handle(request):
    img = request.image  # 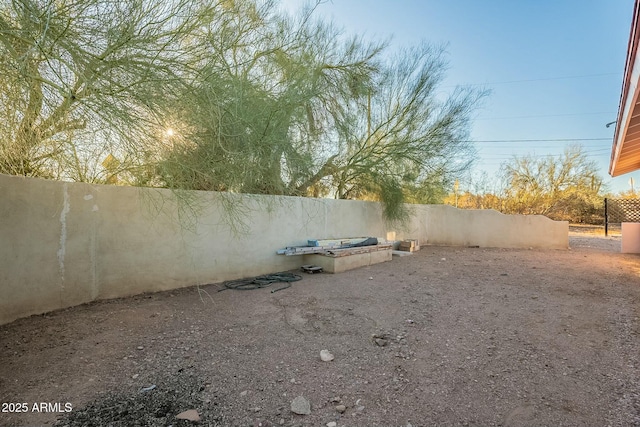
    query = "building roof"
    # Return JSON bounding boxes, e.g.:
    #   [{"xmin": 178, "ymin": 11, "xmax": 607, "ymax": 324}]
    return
[{"xmin": 610, "ymin": 0, "xmax": 640, "ymax": 177}]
